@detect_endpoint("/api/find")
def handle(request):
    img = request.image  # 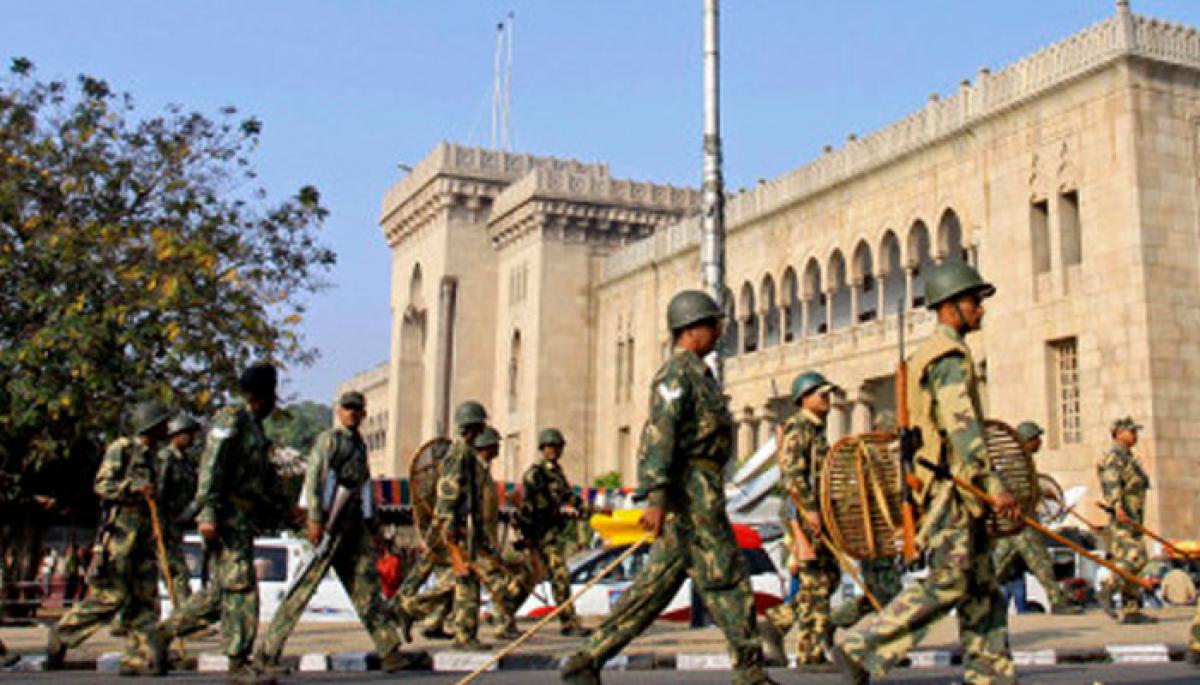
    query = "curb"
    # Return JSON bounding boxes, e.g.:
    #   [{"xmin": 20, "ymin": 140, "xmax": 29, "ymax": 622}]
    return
[{"xmin": 2, "ymin": 643, "xmax": 1196, "ymax": 672}]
